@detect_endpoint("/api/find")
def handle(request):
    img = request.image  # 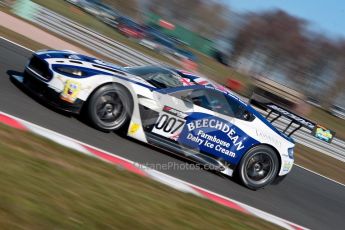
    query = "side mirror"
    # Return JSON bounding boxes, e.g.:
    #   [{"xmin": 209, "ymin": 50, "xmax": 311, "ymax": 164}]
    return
[{"xmin": 242, "ymin": 110, "xmax": 252, "ymax": 121}]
